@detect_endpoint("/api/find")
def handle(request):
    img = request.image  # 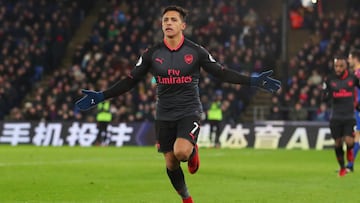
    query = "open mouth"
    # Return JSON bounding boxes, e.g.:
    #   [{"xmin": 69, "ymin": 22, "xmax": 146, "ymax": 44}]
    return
[{"xmin": 165, "ymin": 28, "xmax": 173, "ymax": 31}]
